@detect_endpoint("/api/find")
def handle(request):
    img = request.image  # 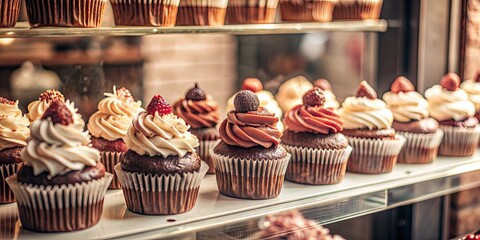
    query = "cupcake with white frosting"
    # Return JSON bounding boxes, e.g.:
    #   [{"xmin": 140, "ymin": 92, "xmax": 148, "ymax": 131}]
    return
[
  {"xmin": 461, "ymin": 73, "xmax": 480, "ymax": 121},
  {"xmin": 26, "ymin": 89, "xmax": 83, "ymax": 125}
]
